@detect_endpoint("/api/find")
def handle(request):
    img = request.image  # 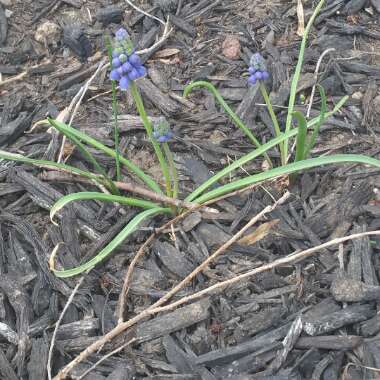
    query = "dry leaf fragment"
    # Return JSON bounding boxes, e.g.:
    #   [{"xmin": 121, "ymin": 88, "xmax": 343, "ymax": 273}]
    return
[
  {"xmin": 297, "ymin": 0, "xmax": 305, "ymax": 36},
  {"xmin": 238, "ymin": 219, "xmax": 280, "ymax": 246},
  {"xmin": 153, "ymin": 48, "xmax": 180, "ymax": 59}
]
